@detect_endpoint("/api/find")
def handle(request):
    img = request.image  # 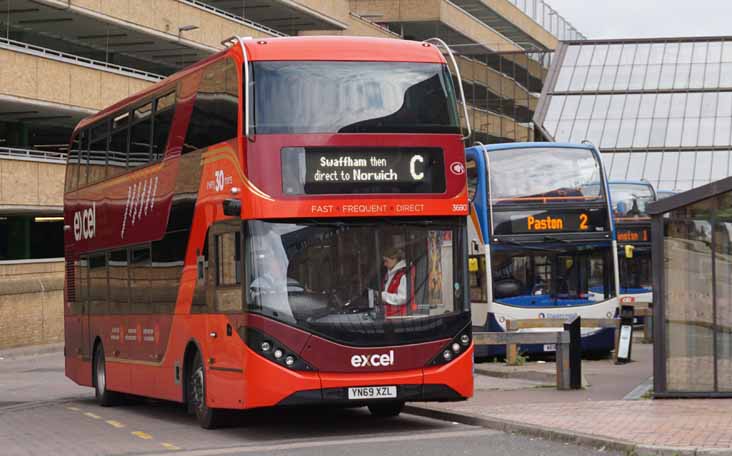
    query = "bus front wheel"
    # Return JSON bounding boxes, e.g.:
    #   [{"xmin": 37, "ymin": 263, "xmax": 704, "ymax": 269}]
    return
[
  {"xmin": 188, "ymin": 351, "xmax": 225, "ymax": 429},
  {"xmin": 367, "ymin": 401, "xmax": 404, "ymax": 418}
]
